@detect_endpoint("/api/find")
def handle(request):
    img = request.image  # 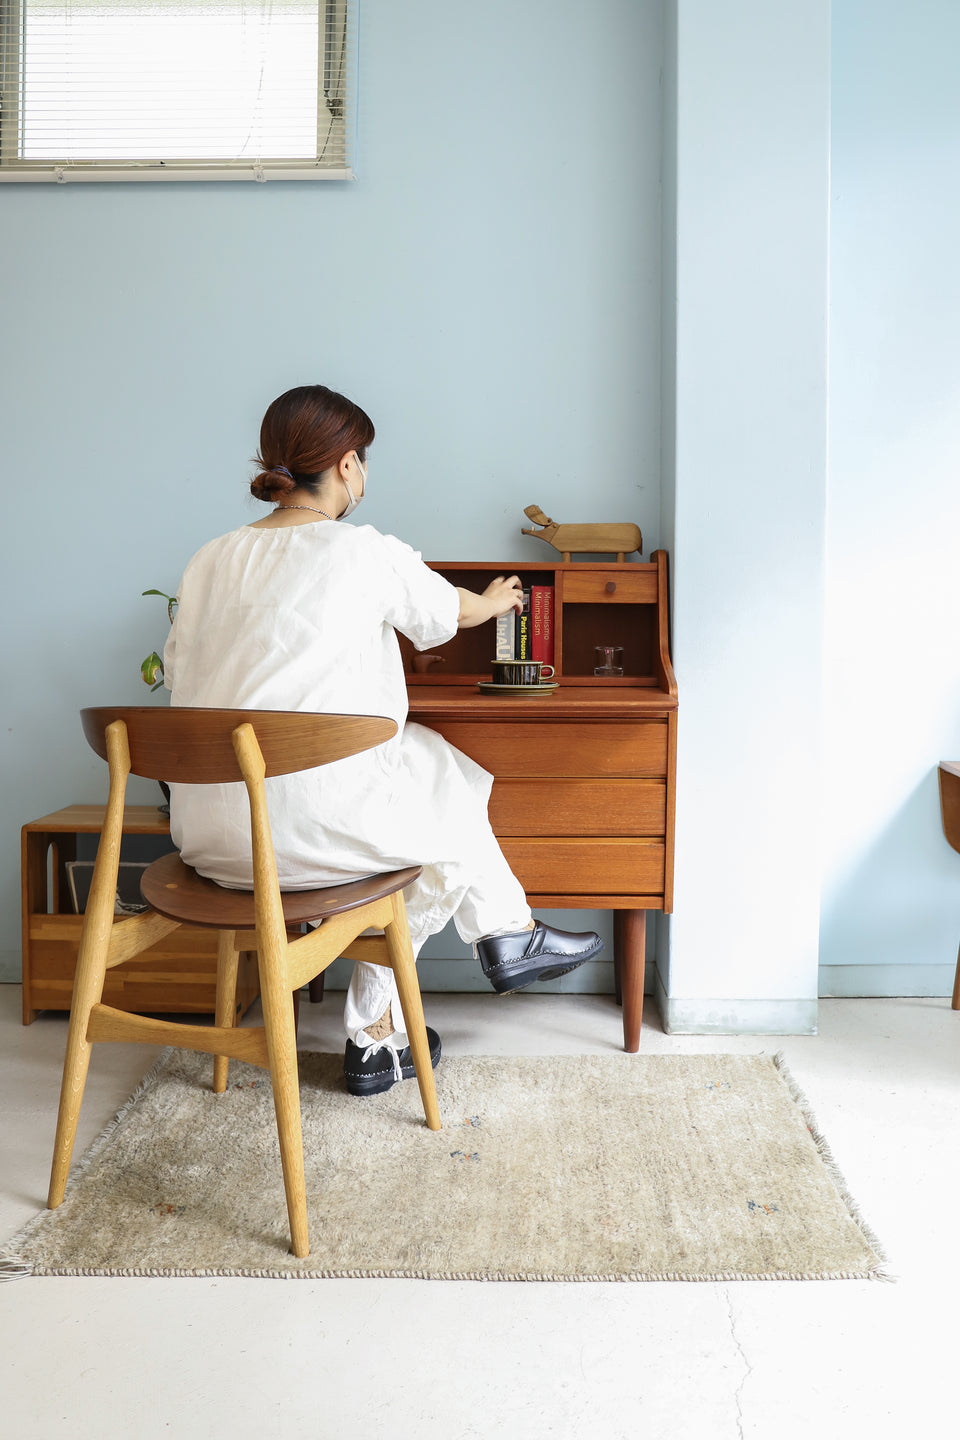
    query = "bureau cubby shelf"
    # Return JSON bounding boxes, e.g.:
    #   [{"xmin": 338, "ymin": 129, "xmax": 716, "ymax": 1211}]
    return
[{"xmin": 400, "ymin": 554, "xmax": 671, "ymax": 689}]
